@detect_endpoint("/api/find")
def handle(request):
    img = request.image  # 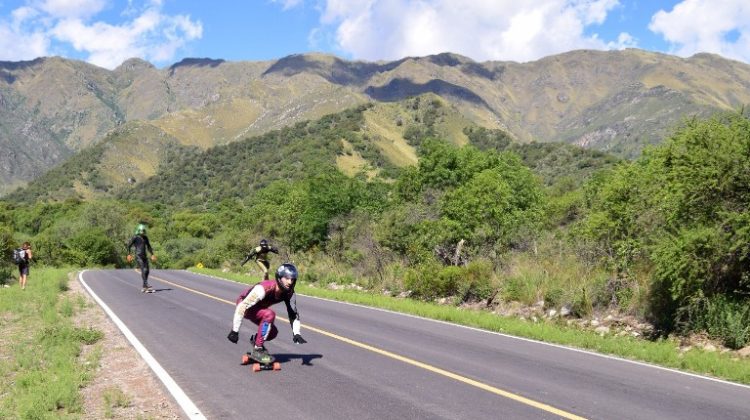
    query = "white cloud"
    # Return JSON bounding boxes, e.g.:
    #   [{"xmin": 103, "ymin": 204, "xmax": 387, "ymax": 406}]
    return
[
  {"xmin": 649, "ymin": 0, "xmax": 750, "ymax": 62},
  {"xmin": 0, "ymin": 7, "xmax": 49, "ymax": 61},
  {"xmin": 0, "ymin": 26, "xmax": 50, "ymax": 62},
  {"xmin": 0, "ymin": 0, "xmax": 202, "ymax": 68},
  {"xmin": 52, "ymin": 7, "xmax": 202, "ymax": 68},
  {"xmin": 607, "ymin": 32, "xmax": 637, "ymax": 50},
  {"xmin": 271, "ymin": 0, "xmax": 305, "ymax": 11},
  {"xmin": 305, "ymin": 0, "xmax": 626, "ymax": 62},
  {"xmin": 35, "ymin": 0, "xmax": 107, "ymax": 19}
]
